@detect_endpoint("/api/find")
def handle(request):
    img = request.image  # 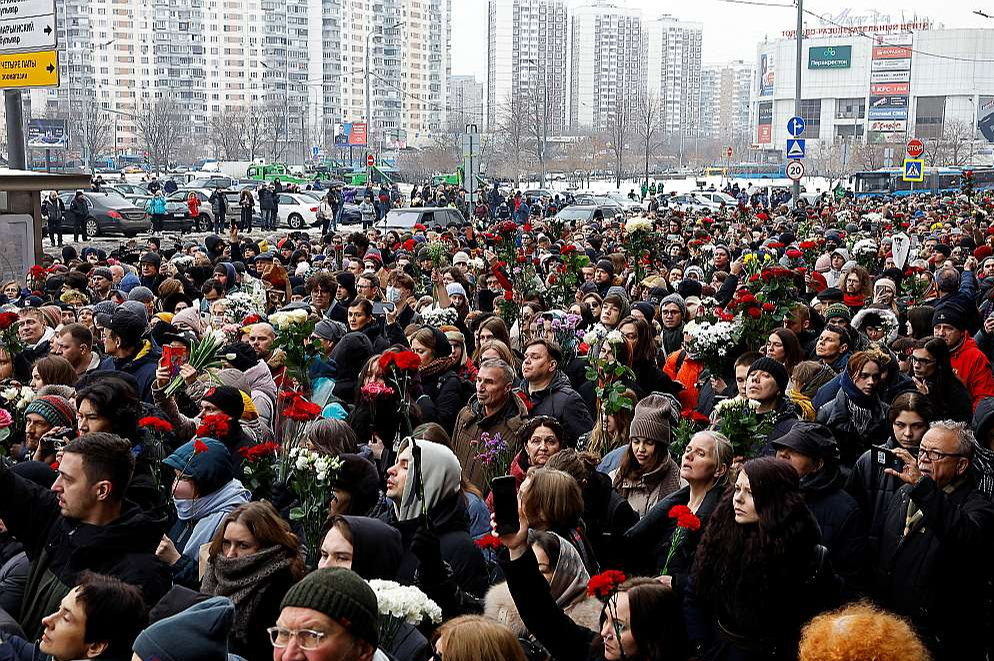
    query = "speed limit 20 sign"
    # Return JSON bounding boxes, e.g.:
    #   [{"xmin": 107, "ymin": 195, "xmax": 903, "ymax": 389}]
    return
[{"xmin": 786, "ymin": 160, "xmax": 805, "ymax": 181}]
